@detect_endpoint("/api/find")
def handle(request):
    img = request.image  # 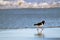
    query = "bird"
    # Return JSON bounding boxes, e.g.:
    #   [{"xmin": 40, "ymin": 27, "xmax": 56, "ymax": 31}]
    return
[{"xmin": 34, "ymin": 20, "xmax": 45, "ymax": 34}]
